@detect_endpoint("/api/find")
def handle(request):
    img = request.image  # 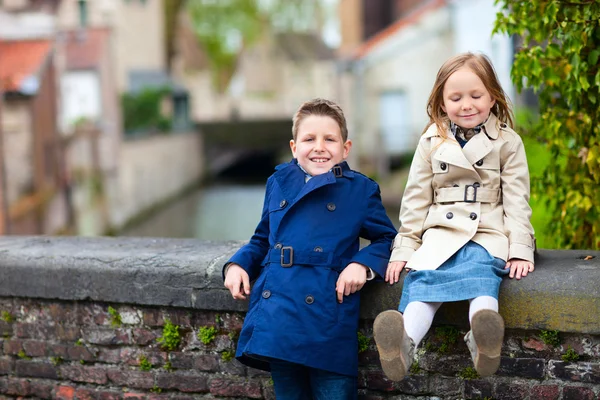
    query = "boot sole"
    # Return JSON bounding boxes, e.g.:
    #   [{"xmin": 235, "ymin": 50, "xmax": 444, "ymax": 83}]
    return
[
  {"xmin": 471, "ymin": 310, "xmax": 504, "ymax": 377},
  {"xmin": 373, "ymin": 310, "xmax": 409, "ymax": 381}
]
